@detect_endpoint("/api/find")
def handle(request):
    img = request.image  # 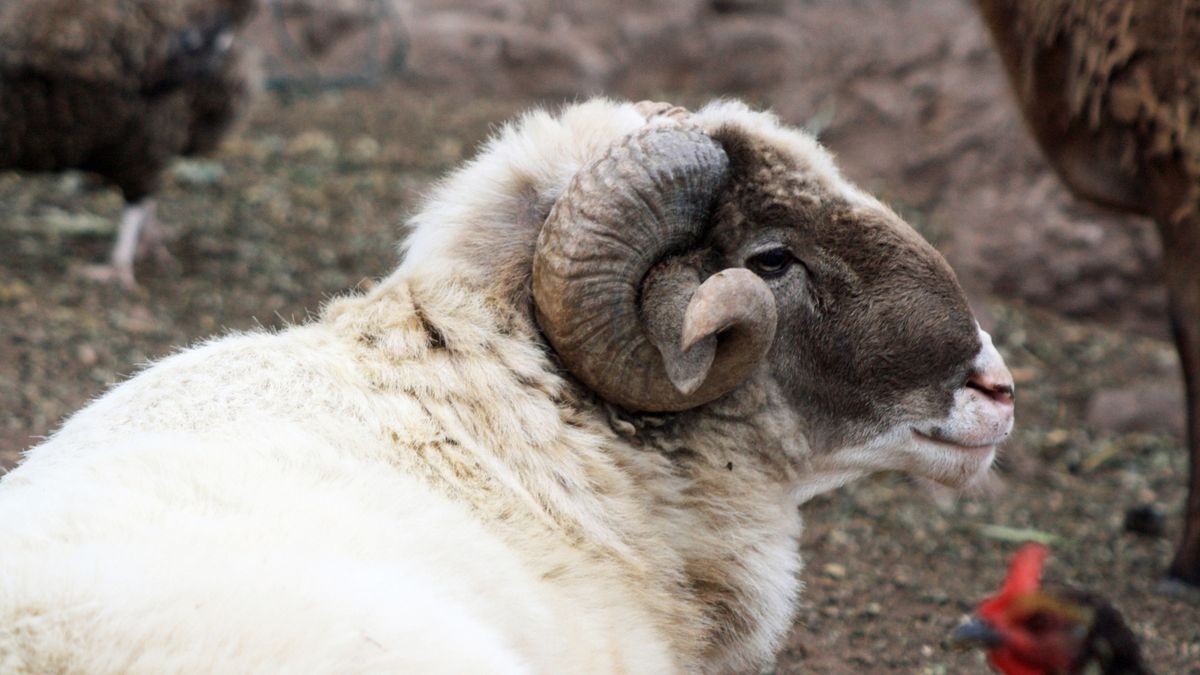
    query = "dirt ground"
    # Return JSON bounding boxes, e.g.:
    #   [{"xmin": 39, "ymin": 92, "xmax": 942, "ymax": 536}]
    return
[{"xmin": 3, "ymin": 0, "xmax": 1200, "ymax": 672}]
